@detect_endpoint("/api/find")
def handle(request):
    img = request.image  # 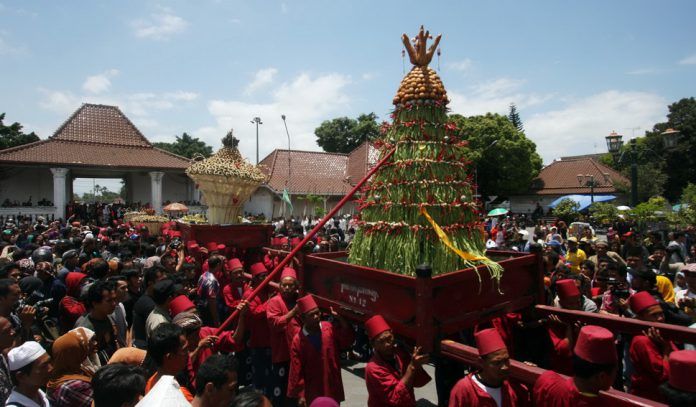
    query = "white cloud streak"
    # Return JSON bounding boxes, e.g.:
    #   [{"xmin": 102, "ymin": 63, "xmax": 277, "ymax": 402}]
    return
[
  {"xmin": 244, "ymin": 68, "xmax": 278, "ymax": 95},
  {"xmin": 678, "ymin": 54, "xmax": 696, "ymax": 65},
  {"xmin": 82, "ymin": 69, "xmax": 119, "ymax": 94},
  {"xmin": 132, "ymin": 8, "xmax": 188, "ymax": 40}
]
